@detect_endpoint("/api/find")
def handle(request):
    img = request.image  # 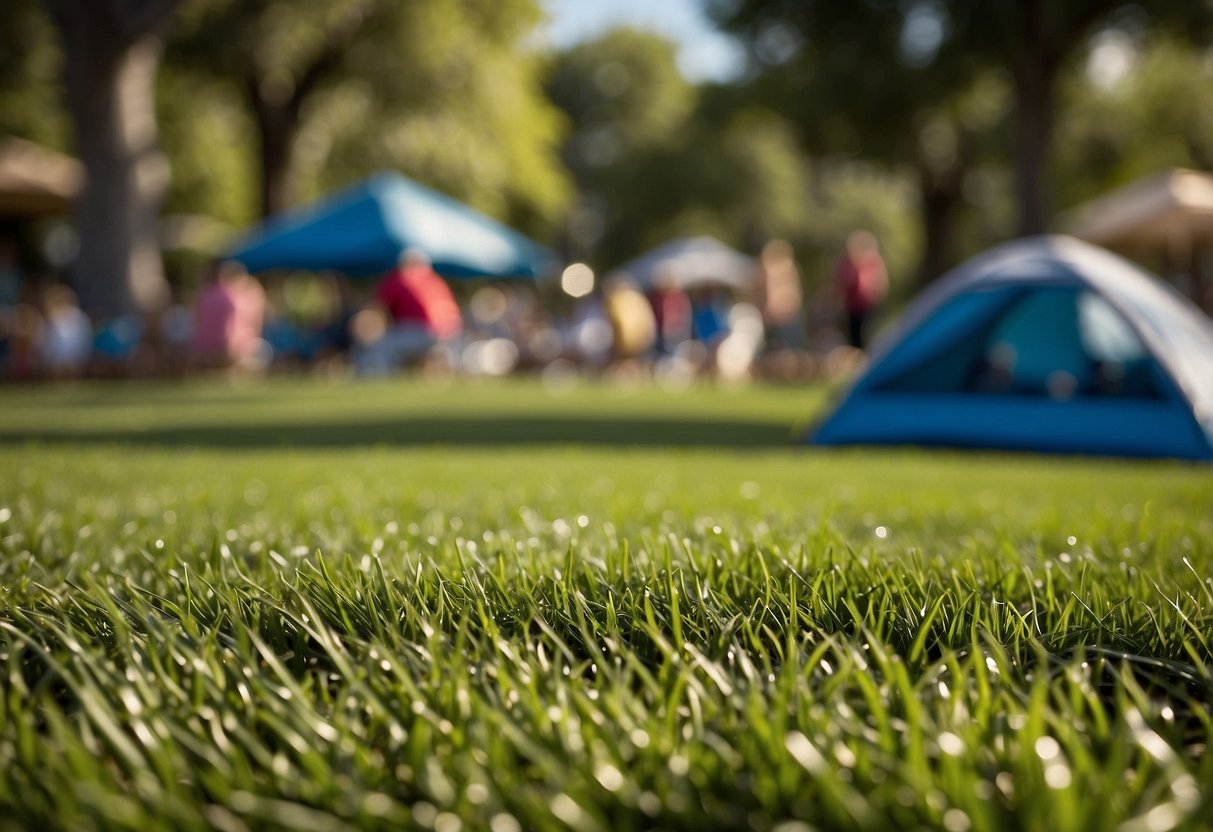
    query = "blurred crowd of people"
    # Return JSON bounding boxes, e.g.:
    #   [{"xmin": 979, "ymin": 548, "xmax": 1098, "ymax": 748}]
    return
[{"xmin": 0, "ymin": 235, "xmax": 888, "ymax": 385}]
